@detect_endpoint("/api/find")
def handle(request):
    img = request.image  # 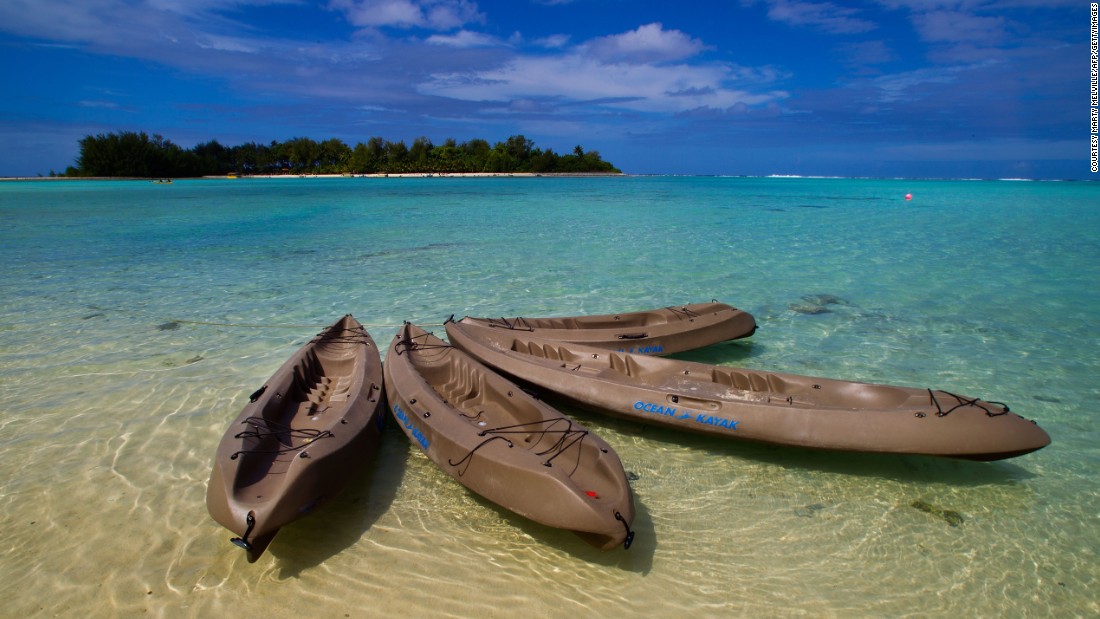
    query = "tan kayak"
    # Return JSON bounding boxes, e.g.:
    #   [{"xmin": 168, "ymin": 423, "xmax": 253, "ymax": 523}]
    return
[
  {"xmin": 446, "ymin": 320, "xmax": 1051, "ymax": 461},
  {"xmin": 207, "ymin": 315, "xmax": 385, "ymax": 562},
  {"xmin": 384, "ymin": 323, "xmax": 635, "ymax": 550},
  {"xmin": 458, "ymin": 301, "xmax": 756, "ymax": 355}
]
